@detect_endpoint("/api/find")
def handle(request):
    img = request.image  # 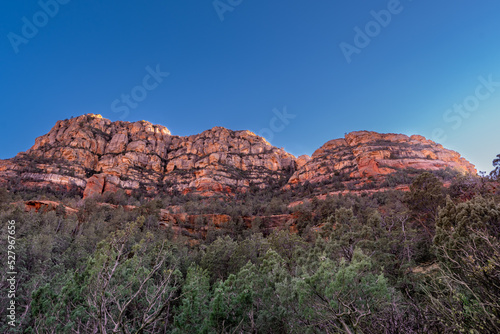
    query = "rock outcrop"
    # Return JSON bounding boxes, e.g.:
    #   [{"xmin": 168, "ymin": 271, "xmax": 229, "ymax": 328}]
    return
[
  {"xmin": 15, "ymin": 200, "xmax": 78, "ymax": 215},
  {"xmin": 286, "ymin": 131, "xmax": 476, "ymax": 193},
  {"xmin": 159, "ymin": 210, "xmax": 299, "ymax": 239},
  {"xmin": 0, "ymin": 115, "xmax": 476, "ymax": 198},
  {"xmin": 0, "ymin": 114, "xmax": 295, "ymax": 197}
]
